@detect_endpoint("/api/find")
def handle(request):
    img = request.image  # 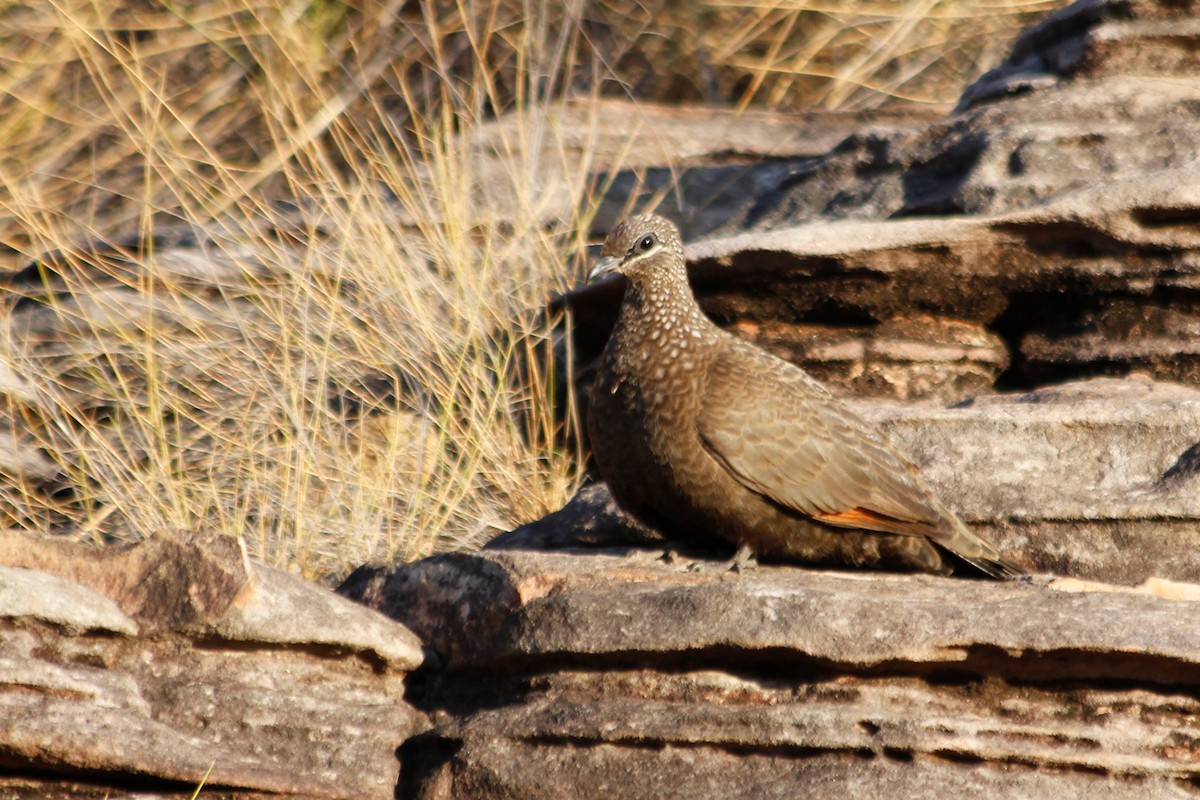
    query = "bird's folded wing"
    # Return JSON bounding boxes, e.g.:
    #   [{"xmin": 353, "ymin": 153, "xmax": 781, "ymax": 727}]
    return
[{"xmin": 697, "ymin": 341, "xmax": 944, "ymax": 536}]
